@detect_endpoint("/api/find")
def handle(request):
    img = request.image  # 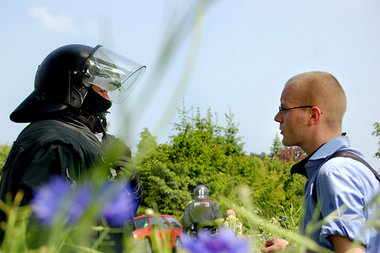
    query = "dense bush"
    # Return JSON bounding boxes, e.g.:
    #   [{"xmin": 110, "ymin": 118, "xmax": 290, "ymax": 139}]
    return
[{"xmin": 135, "ymin": 107, "xmax": 305, "ymax": 223}]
